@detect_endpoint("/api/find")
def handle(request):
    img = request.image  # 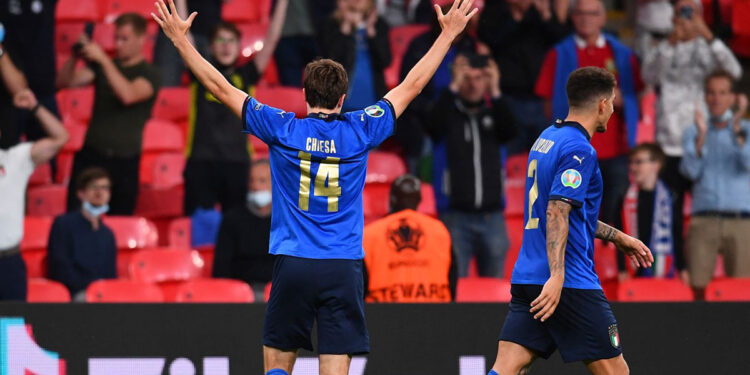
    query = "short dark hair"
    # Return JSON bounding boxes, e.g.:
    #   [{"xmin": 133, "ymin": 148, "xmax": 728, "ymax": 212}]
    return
[
  {"xmin": 390, "ymin": 174, "xmax": 422, "ymax": 212},
  {"xmin": 705, "ymin": 70, "xmax": 737, "ymax": 92},
  {"xmin": 629, "ymin": 142, "xmax": 665, "ymax": 165},
  {"xmin": 76, "ymin": 167, "xmax": 110, "ymax": 192},
  {"xmin": 566, "ymin": 67, "xmax": 617, "ymax": 110},
  {"xmin": 303, "ymin": 59, "xmax": 349, "ymax": 110},
  {"xmin": 209, "ymin": 21, "xmax": 241, "ymax": 42},
  {"xmin": 114, "ymin": 13, "xmax": 147, "ymax": 35}
]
